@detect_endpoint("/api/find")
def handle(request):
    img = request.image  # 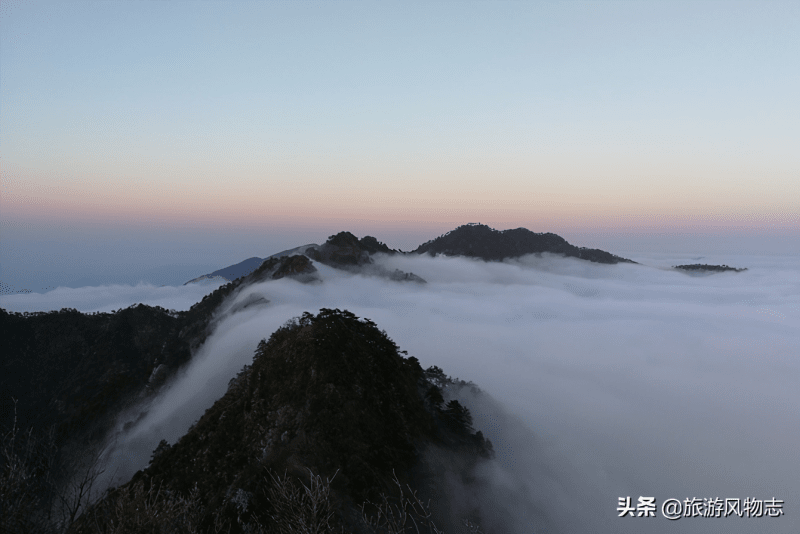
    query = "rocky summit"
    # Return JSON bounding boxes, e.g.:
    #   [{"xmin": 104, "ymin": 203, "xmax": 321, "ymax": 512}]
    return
[
  {"xmin": 306, "ymin": 232, "xmax": 395, "ymax": 267},
  {"xmin": 307, "ymin": 232, "xmax": 425, "ymax": 283}
]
